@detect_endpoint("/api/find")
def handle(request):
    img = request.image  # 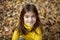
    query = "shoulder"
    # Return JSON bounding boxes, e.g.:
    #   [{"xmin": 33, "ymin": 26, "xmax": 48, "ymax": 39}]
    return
[
  {"xmin": 13, "ymin": 29, "xmax": 20, "ymax": 35},
  {"xmin": 35, "ymin": 27, "xmax": 42, "ymax": 34},
  {"xmin": 12, "ymin": 29, "xmax": 20, "ymax": 40}
]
